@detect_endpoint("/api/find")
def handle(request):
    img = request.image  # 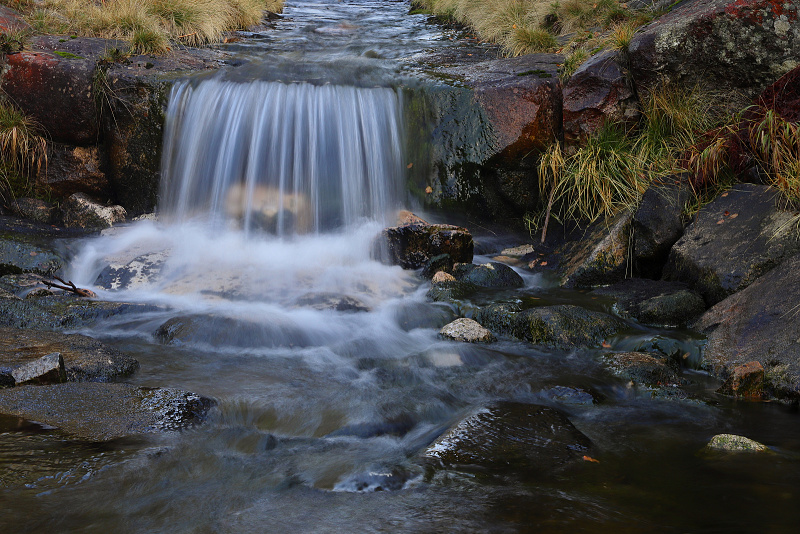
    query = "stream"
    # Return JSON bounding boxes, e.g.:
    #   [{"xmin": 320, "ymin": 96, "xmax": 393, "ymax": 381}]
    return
[{"xmin": 2, "ymin": 1, "xmax": 800, "ymax": 531}]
